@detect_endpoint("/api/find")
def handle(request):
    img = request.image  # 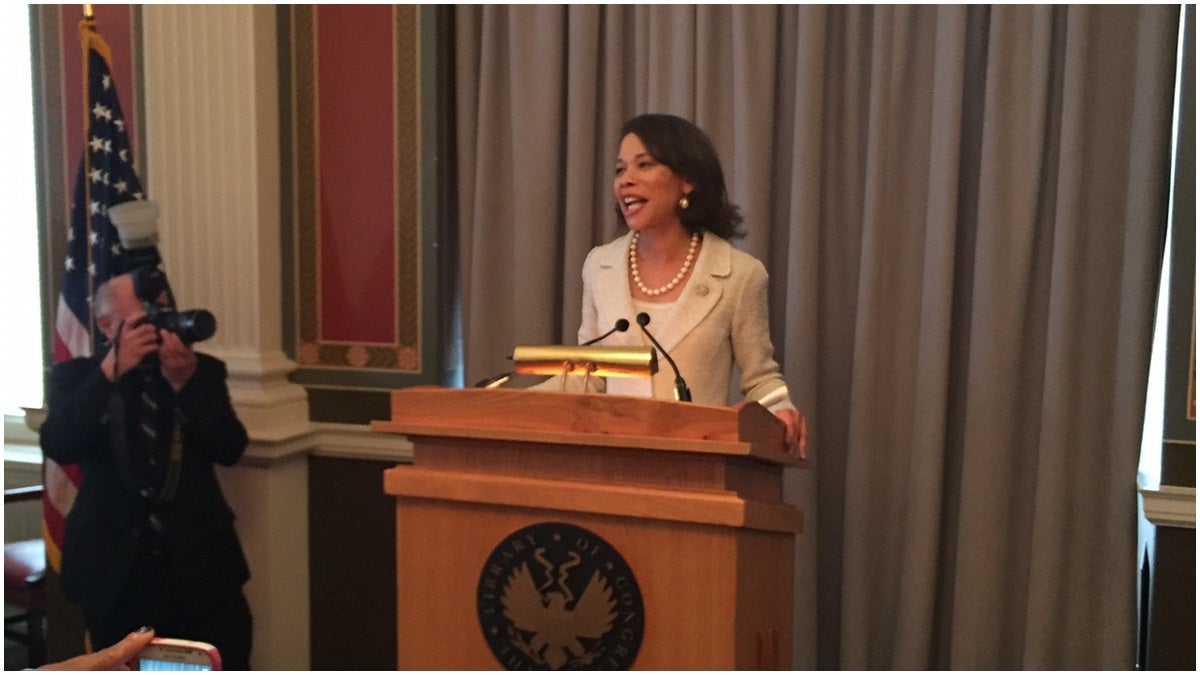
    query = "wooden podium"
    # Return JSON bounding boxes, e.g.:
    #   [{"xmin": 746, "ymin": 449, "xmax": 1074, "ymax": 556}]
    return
[{"xmin": 373, "ymin": 386, "xmax": 802, "ymax": 670}]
